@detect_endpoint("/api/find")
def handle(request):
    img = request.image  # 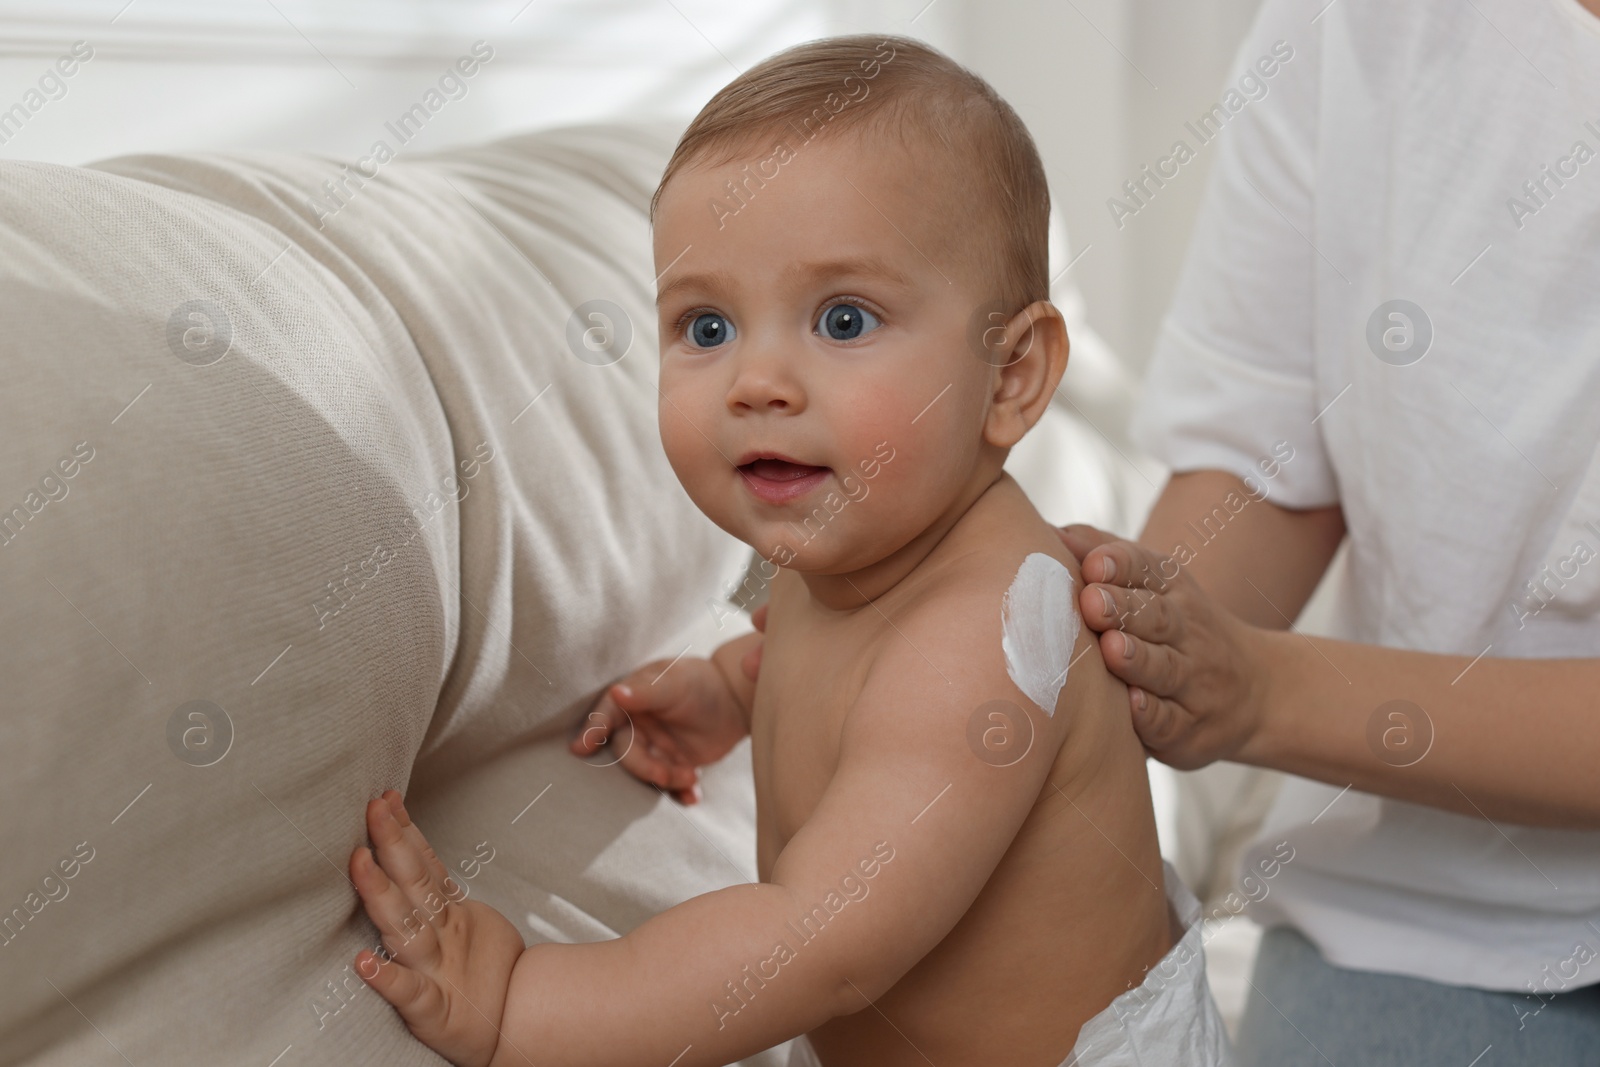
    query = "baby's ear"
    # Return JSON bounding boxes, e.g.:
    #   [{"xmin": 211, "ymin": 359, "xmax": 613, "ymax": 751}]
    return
[{"xmin": 982, "ymin": 300, "xmax": 1069, "ymax": 449}]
